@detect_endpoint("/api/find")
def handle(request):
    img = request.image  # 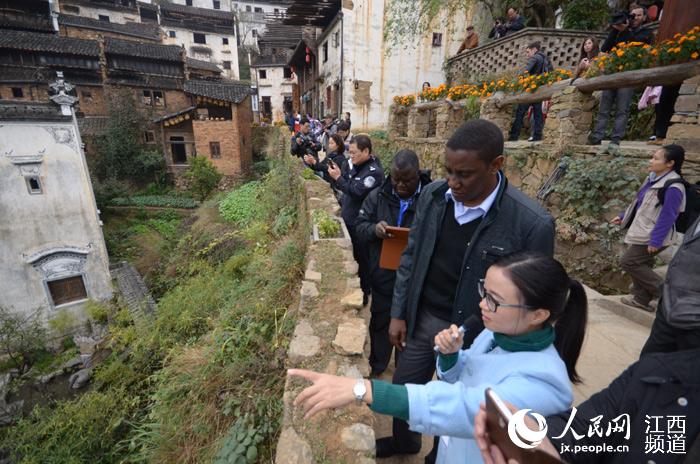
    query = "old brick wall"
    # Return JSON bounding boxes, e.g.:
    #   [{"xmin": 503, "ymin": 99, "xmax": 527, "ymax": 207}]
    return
[
  {"xmin": 192, "ymin": 119, "xmax": 240, "ymax": 176},
  {"xmin": 0, "ymin": 84, "xmax": 48, "ymax": 102},
  {"xmin": 75, "ymin": 85, "xmax": 107, "ymax": 116},
  {"xmin": 235, "ymin": 96, "xmax": 253, "ymax": 175}
]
